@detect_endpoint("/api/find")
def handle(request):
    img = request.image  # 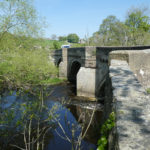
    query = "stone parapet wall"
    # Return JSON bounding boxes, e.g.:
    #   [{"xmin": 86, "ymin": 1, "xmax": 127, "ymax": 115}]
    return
[
  {"xmin": 109, "ymin": 50, "xmax": 150, "ymax": 89},
  {"xmin": 109, "ymin": 58, "xmax": 150, "ymax": 150}
]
